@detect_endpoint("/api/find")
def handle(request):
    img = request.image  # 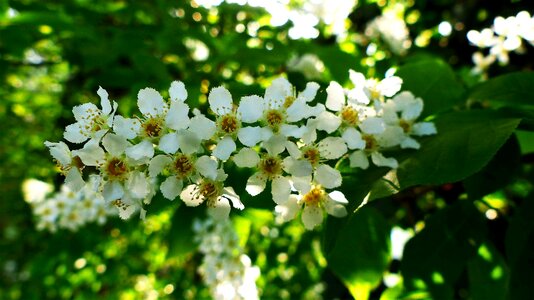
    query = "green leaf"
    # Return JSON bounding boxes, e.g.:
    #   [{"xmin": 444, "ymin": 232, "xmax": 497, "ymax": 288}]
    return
[
  {"xmin": 326, "ymin": 206, "xmax": 391, "ymax": 300},
  {"xmin": 469, "ymin": 72, "xmax": 534, "ymax": 108},
  {"xmin": 396, "ymin": 59, "xmax": 465, "ymax": 117},
  {"xmin": 516, "ymin": 130, "xmax": 534, "ymax": 154},
  {"xmin": 401, "ymin": 201, "xmax": 487, "ymax": 300},
  {"xmin": 397, "ymin": 110, "xmax": 521, "ymax": 189},
  {"xmin": 467, "ymin": 243, "xmax": 509, "ymax": 300},
  {"xmin": 167, "ymin": 205, "xmax": 203, "ymax": 260},
  {"xmin": 463, "ymin": 134, "xmax": 521, "ymax": 199}
]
